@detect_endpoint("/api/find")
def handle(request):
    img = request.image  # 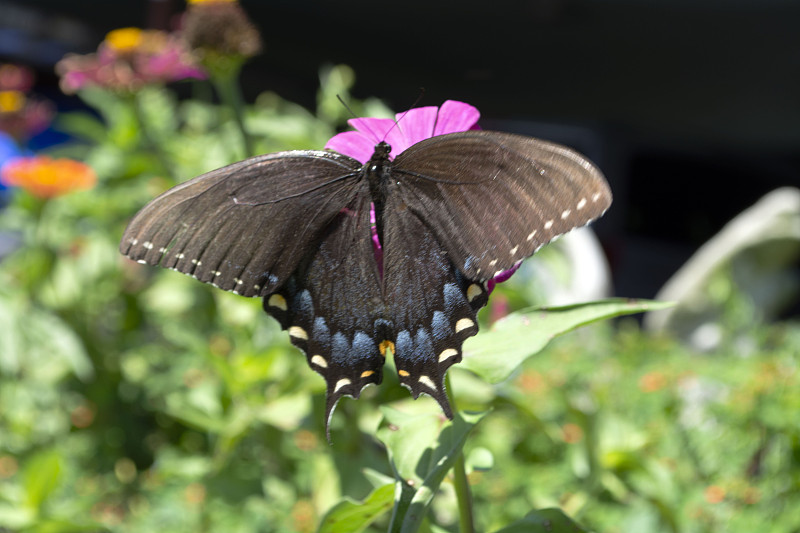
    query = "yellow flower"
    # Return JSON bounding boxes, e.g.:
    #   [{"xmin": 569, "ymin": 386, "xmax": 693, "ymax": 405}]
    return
[
  {"xmin": 0, "ymin": 90, "xmax": 24, "ymax": 113},
  {"xmin": 104, "ymin": 27, "xmax": 145, "ymax": 53},
  {"xmin": 1, "ymin": 156, "xmax": 96, "ymax": 198}
]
